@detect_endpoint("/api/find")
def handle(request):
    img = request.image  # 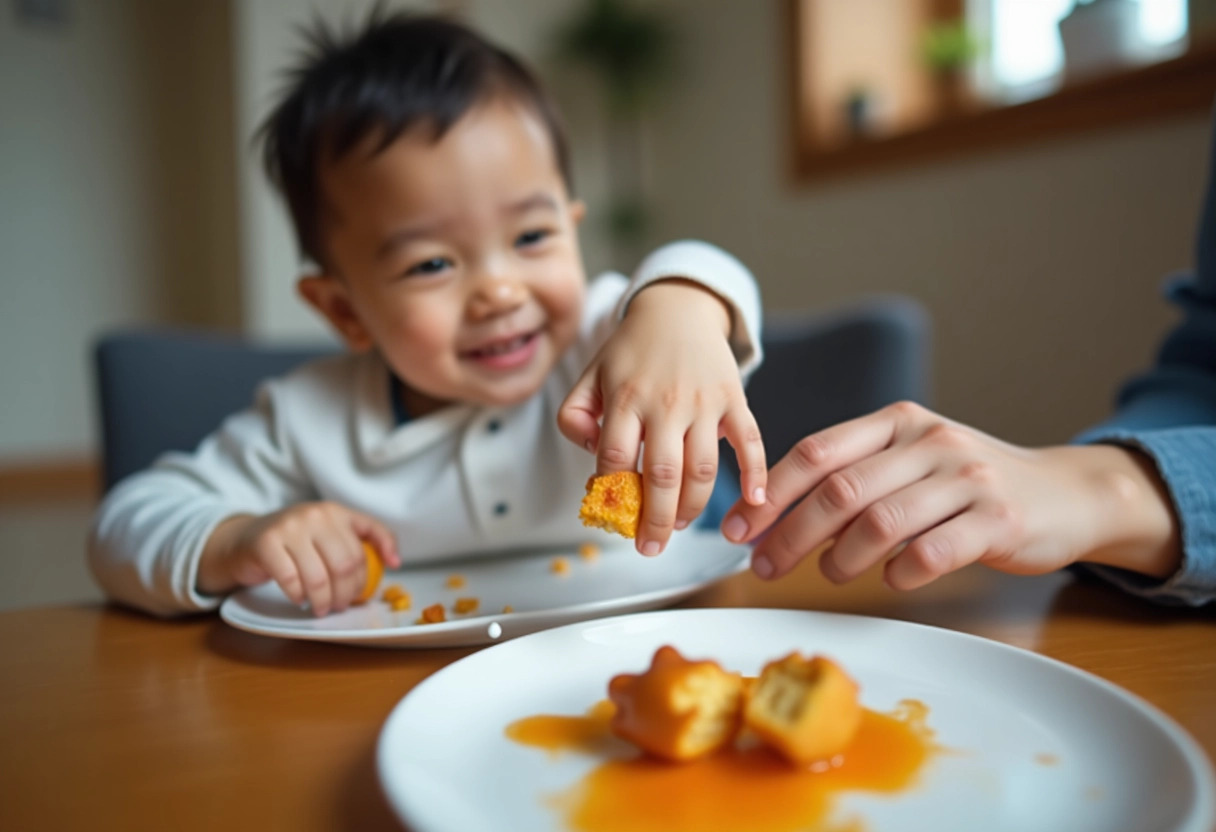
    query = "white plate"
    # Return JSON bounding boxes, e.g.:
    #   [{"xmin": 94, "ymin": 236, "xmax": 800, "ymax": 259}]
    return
[
  {"xmin": 377, "ymin": 608, "xmax": 1215, "ymax": 832},
  {"xmin": 219, "ymin": 531, "xmax": 748, "ymax": 648}
]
